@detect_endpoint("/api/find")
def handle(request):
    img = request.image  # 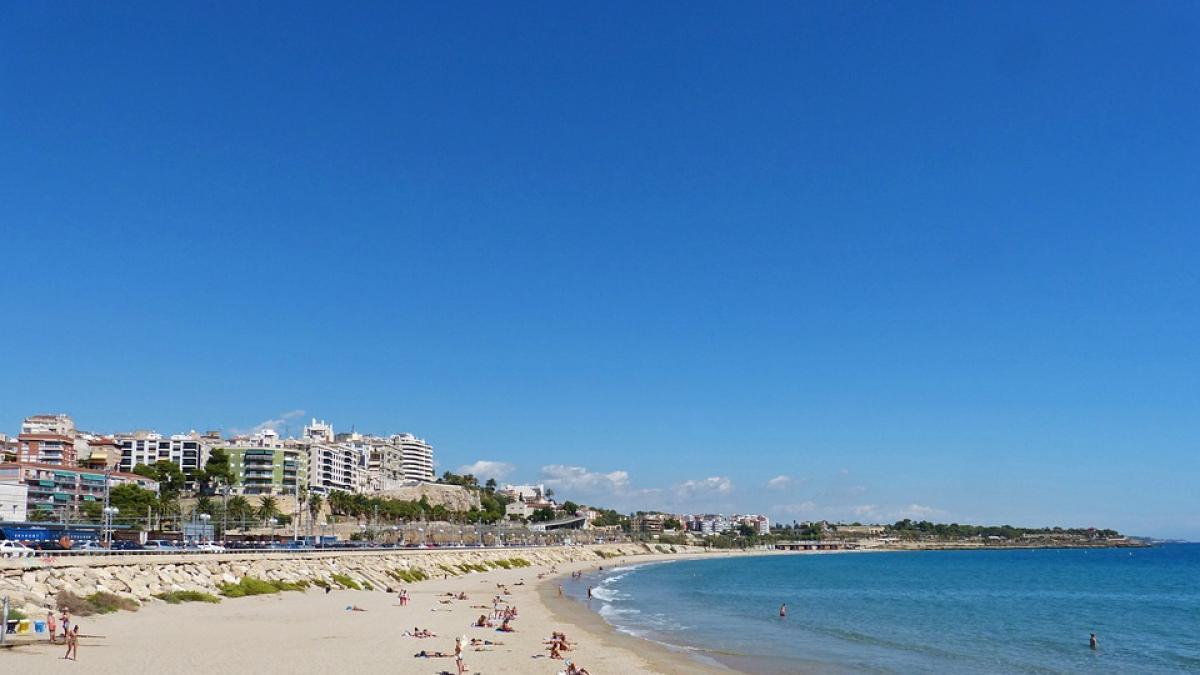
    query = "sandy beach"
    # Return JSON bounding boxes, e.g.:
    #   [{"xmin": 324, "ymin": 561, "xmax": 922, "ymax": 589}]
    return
[{"xmin": 1, "ymin": 550, "xmax": 769, "ymax": 674}]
